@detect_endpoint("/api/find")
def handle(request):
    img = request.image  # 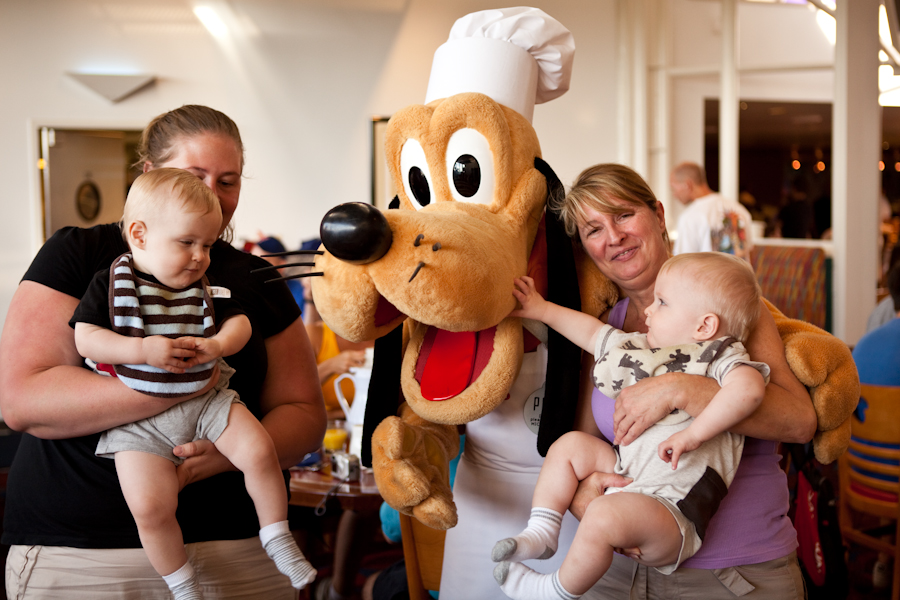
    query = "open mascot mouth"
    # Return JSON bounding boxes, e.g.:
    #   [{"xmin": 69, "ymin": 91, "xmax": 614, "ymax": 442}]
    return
[{"xmin": 374, "ymin": 292, "xmax": 494, "ymax": 401}]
